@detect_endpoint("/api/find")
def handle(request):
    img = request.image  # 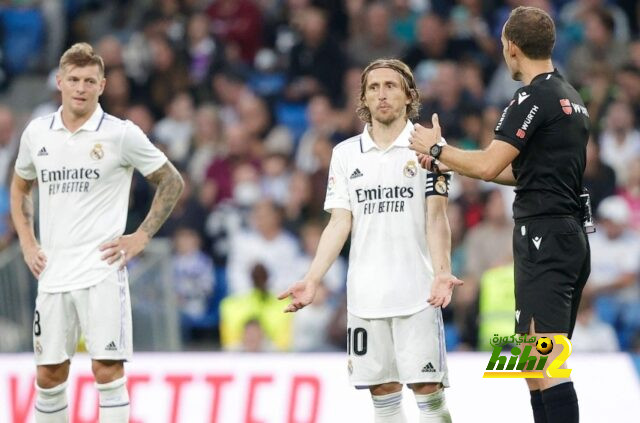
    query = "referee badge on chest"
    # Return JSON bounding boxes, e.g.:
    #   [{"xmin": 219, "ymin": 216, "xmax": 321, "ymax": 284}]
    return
[
  {"xmin": 90, "ymin": 143, "xmax": 104, "ymax": 160},
  {"xmin": 403, "ymin": 160, "xmax": 417, "ymax": 178}
]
